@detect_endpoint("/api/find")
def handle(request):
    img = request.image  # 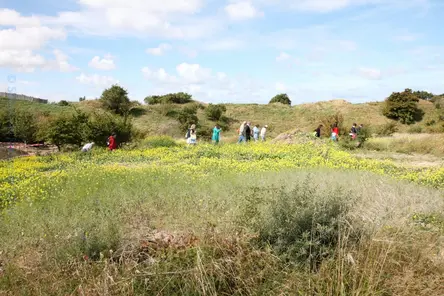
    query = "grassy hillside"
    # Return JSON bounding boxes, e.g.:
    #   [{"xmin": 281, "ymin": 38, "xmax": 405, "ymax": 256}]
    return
[{"xmin": 1, "ymin": 97, "xmax": 442, "ymax": 141}]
